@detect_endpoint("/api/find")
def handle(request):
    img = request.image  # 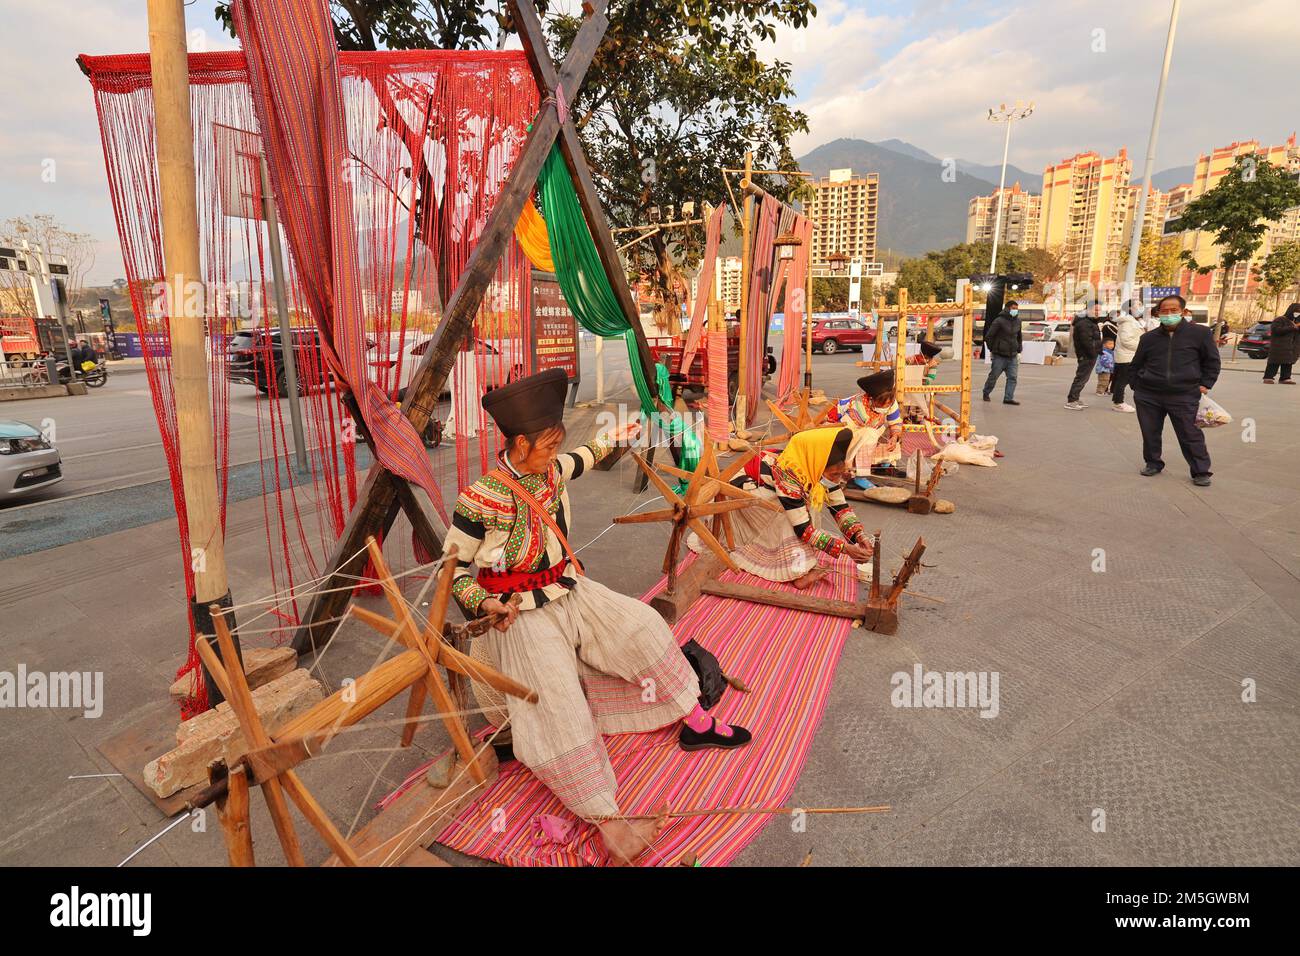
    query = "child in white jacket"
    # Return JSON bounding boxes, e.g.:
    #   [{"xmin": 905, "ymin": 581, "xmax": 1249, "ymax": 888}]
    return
[{"xmin": 1111, "ymin": 304, "xmax": 1145, "ymax": 411}]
